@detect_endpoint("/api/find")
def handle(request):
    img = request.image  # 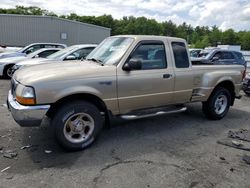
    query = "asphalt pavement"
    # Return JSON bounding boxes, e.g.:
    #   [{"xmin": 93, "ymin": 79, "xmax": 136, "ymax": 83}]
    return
[{"xmin": 0, "ymin": 79, "xmax": 250, "ymax": 188}]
